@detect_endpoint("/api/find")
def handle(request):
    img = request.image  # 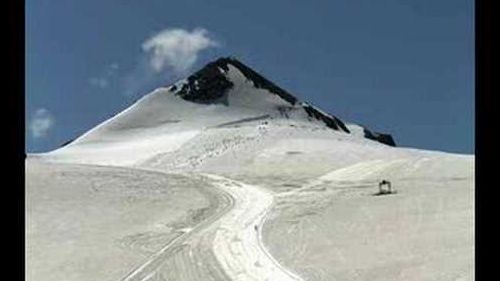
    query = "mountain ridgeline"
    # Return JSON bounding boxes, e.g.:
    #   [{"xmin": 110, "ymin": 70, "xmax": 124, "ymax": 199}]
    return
[{"xmin": 167, "ymin": 57, "xmax": 395, "ymax": 147}]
